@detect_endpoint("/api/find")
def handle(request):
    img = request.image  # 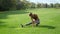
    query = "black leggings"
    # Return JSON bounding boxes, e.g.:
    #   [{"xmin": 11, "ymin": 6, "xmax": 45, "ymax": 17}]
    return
[{"xmin": 26, "ymin": 22, "xmax": 40, "ymax": 26}]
